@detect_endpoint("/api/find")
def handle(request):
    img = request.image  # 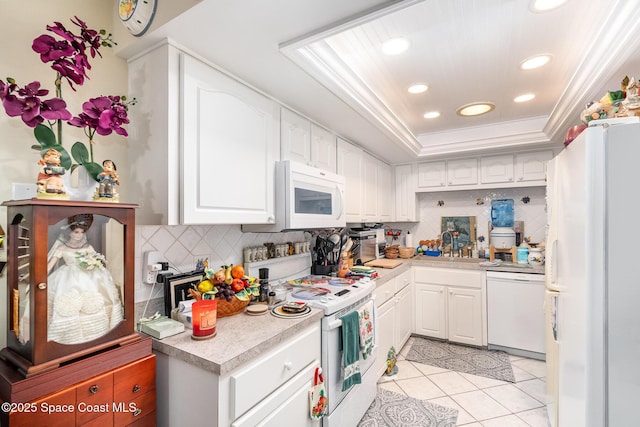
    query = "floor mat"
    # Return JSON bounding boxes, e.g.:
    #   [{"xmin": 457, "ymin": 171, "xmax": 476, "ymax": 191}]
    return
[
  {"xmin": 405, "ymin": 337, "xmax": 516, "ymax": 383},
  {"xmin": 358, "ymin": 388, "xmax": 458, "ymax": 427}
]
